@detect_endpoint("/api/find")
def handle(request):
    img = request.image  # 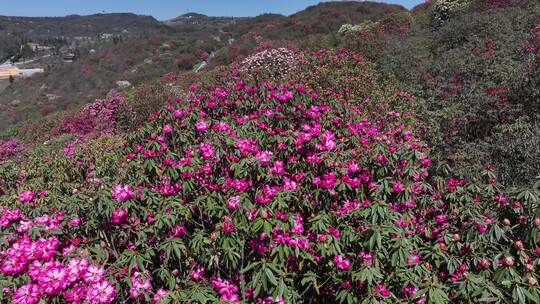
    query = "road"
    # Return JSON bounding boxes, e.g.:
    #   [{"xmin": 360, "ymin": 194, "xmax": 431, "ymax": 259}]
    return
[{"xmin": 193, "ymin": 51, "xmax": 216, "ymax": 73}]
